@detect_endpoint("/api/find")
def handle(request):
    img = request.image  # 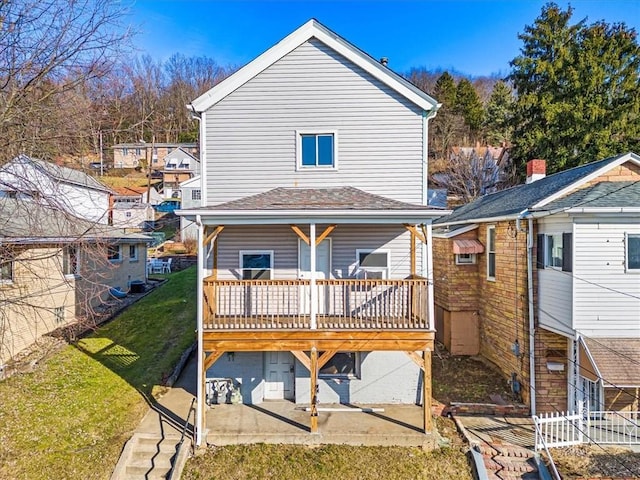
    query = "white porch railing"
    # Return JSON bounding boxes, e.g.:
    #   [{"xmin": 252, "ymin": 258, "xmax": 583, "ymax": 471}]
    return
[{"xmin": 534, "ymin": 407, "xmax": 640, "ymax": 450}]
